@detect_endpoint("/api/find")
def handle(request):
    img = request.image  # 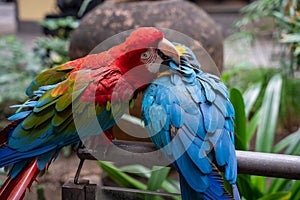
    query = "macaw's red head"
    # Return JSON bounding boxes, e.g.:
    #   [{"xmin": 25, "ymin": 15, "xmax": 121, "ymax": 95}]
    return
[
  {"xmin": 79, "ymin": 27, "xmax": 180, "ymax": 105},
  {"xmin": 112, "ymin": 27, "xmax": 180, "ymax": 74}
]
